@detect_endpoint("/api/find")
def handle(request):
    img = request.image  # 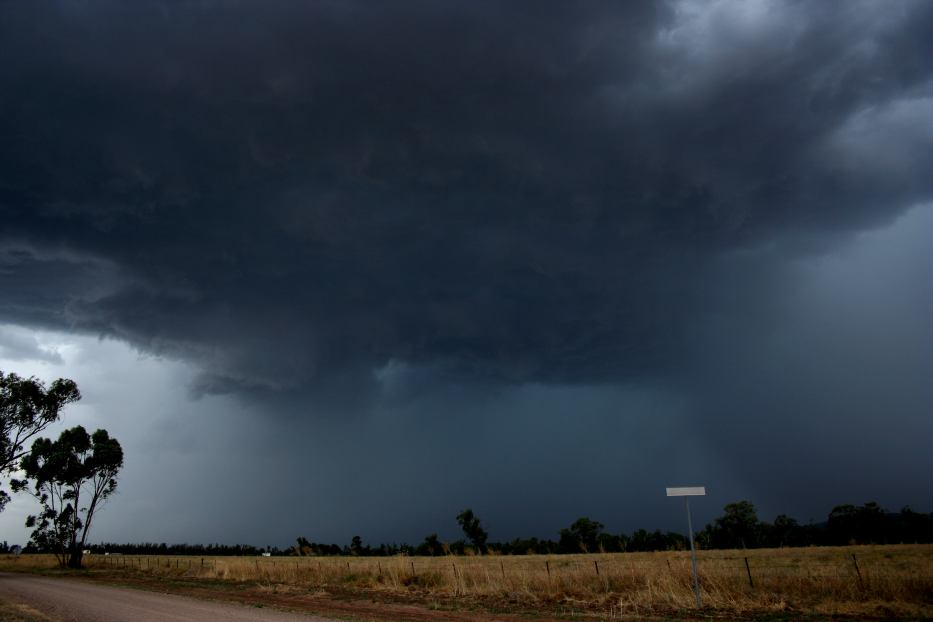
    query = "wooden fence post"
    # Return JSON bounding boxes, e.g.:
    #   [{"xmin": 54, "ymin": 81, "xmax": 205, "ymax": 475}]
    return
[
  {"xmin": 851, "ymin": 553, "xmax": 863, "ymax": 588},
  {"xmin": 744, "ymin": 557, "xmax": 754, "ymax": 588},
  {"xmin": 594, "ymin": 560, "xmax": 600, "ymax": 577},
  {"xmin": 545, "ymin": 560, "xmax": 551, "ymax": 585}
]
